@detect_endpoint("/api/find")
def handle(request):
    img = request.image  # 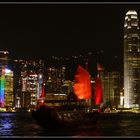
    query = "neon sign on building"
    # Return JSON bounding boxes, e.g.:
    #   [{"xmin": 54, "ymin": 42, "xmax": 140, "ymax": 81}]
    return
[{"xmin": 0, "ymin": 67, "xmax": 5, "ymax": 107}]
